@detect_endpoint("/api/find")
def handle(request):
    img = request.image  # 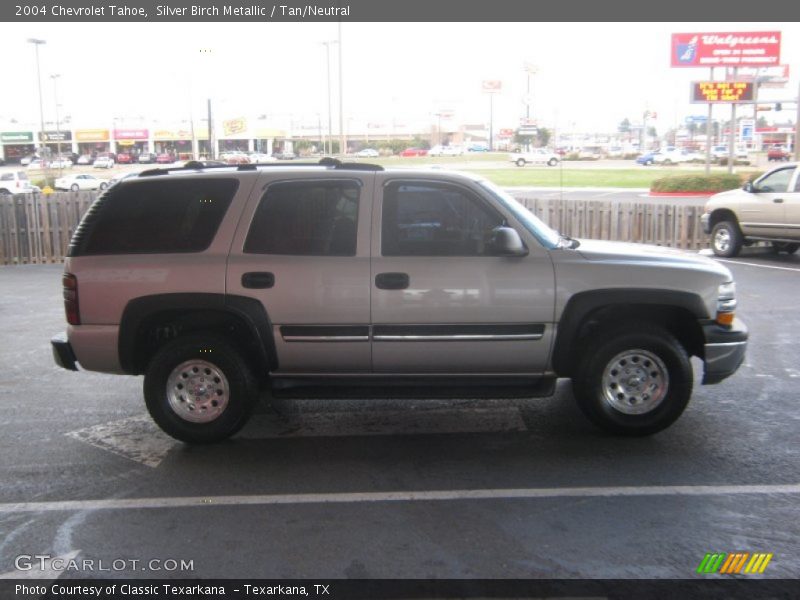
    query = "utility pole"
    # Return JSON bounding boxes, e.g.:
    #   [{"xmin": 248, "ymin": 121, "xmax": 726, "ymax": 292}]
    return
[
  {"xmin": 727, "ymin": 67, "xmax": 738, "ymax": 175},
  {"xmin": 27, "ymin": 38, "xmax": 47, "ymax": 158},
  {"xmin": 795, "ymin": 78, "xmax": 800, "ymax": 162},
  {"xmin": 337, "ymin": 22, "xmax": 346, "ymax": 156},
  {"xmin": 705, "ymin": 67, "xmax": 713, "ymax": 175},
  {"xmin": 322, "ymin": 40, "xmax": 337, "ymax": 155},
  {"xmin": 51, "ymin": 74, "xmax": 63, "ymax": 176}
]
